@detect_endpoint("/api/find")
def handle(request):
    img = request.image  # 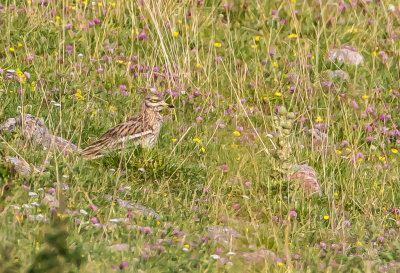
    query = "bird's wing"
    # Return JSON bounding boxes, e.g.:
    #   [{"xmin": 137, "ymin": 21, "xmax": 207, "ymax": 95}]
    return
[{"xmin": 82, "ymin": 114, "xmax": 152, "ymax": 158}]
